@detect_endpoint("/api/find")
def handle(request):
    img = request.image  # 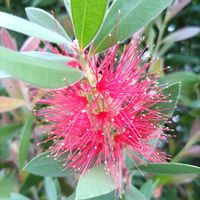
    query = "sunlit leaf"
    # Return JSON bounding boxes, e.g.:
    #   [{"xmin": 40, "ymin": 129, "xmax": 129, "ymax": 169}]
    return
[{"xmin": 71, "ymin": 0, "xmax": 108, "ymax": 48}]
